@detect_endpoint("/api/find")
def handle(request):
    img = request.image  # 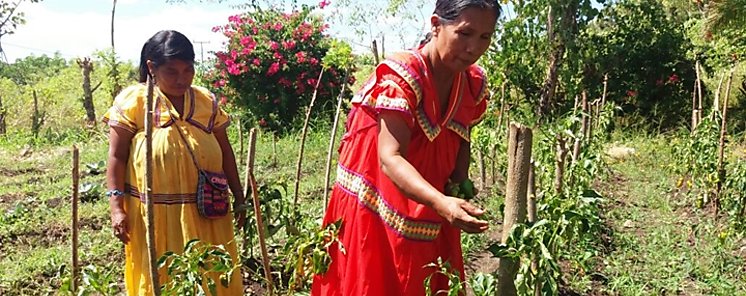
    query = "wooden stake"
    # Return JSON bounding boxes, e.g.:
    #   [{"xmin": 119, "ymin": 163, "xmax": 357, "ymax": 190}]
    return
[
  {"xmin": 144, "ymin": 76, "xmax": 161, "ymax": 296},
  {"xmin": 714, "ymin": 71, "xmax": 726, "ymax": 112},
  {"xmin": 371, "ymin": 40, "xmax": 380, "ymax": 64},
  {"xmin": 477, "ymin": 148, "xmax": 487, "ymax": 191},
  {"xmin": 497, "ymin": 123, "xmax": 533, "ymax": 296},
  {"xmin": 323, "ymin": 73, "xmax": 349, "ymax": 207},
  {"xmin": 715, "ymin": 68, "xmax": 734, "ymax": 216},
  {"xmin": 293, "ymin": 70, "xmax": 325, "ymax": 218},
  {"xmin": 555, "ymin": 134, "xmax": 568, "ymax": 197},
  {"xmin": 247, "ymin": 128, "xmax": 274, "ymax": 294},
  {"xmin": 71, "ymin": 146, "xmax": 80, "ymax": 294},
  {"xmin": 526, "ymin": 162, "xmax": 540, "ymax": 296},
  {"xmin": 696, "ymin": 60, "xmax": 703, "ymax": 123},
  {"xmin": 242, "ymin": 128, "xmax": 254, "ymax": 259},
  {"xmin": 238, "ymin": 117, "xmax": 244, "ymax": 168},
  {"xmin": 601, "ymin": 73, "xmax": 608, "ymax": 107}
]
